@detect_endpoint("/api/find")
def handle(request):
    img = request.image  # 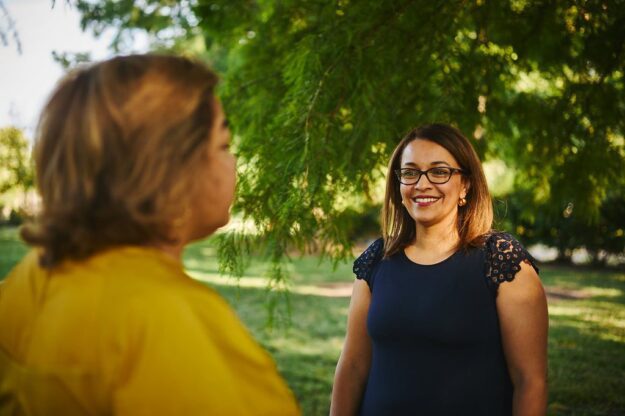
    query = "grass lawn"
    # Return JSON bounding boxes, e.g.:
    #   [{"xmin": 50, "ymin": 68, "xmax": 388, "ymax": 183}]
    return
[{"xmin": 2, "ymin": 227, "xmax": 624, "ymax": 415}]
